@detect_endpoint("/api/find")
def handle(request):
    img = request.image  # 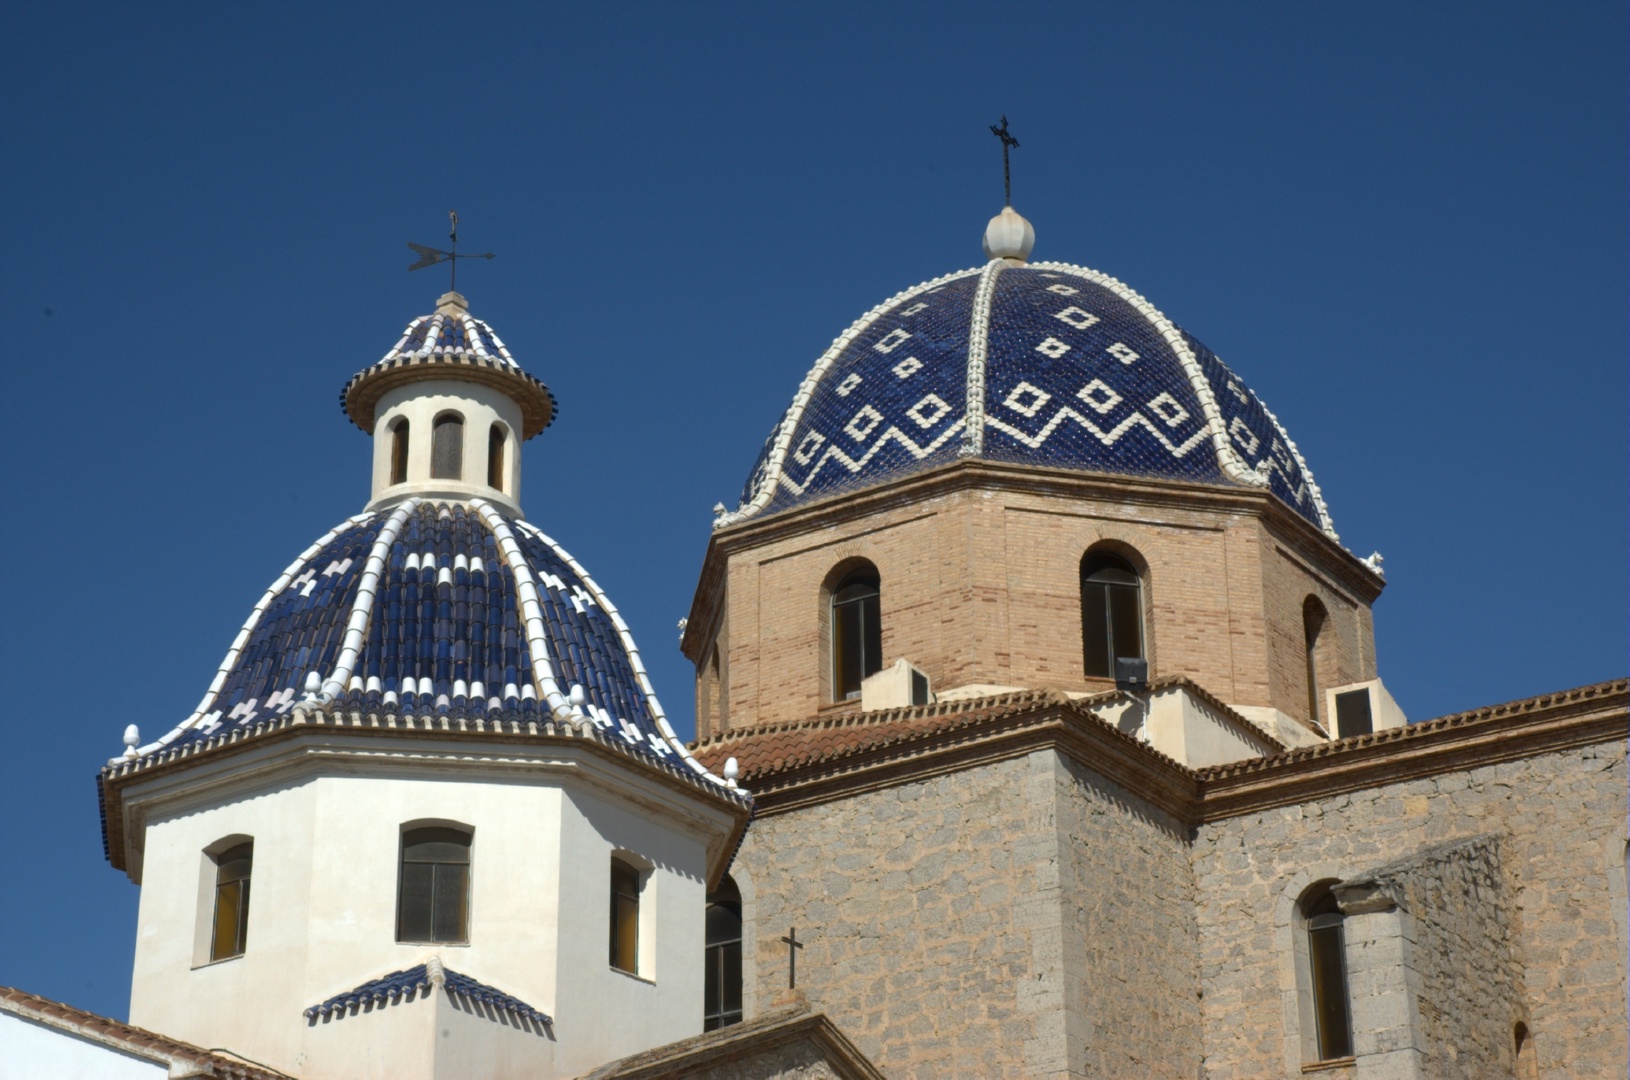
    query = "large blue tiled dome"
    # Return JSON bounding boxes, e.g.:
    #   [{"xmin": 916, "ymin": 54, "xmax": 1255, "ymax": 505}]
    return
[
  {"xmin": 141, "ymin": 499, "xmax": 691, "ymax": 771},
  {"xmin": 722, "ymin": 260, "xmax": 1338, "ymax": 539}
]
